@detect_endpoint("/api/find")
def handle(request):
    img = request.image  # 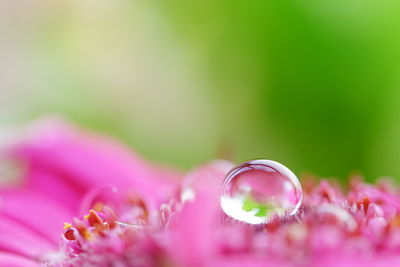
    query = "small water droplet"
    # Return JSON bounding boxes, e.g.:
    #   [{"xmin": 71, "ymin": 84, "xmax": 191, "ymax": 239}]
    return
[
  {"xmin": 80, "ymin": 186, "xmax": 120, "ymax": 216},
  {"xmin": 220, "ymin": 159, "xmax": 302, "ymax": 224},
  {"xmin": 80, "ymin": 187, "xmax": 148, "ymax": 226}
]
